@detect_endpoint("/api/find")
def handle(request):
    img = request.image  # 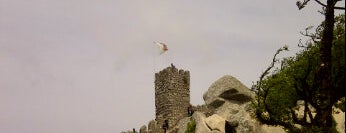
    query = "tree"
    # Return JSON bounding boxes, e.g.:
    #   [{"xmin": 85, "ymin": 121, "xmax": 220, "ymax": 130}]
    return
[
  {"xmin": 296, "ymin": 1, "xmax": 345, "ymax": 131},
  {"xmin": 252, "ymin": 7, "xmax": 345, "ymax": 133}
]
